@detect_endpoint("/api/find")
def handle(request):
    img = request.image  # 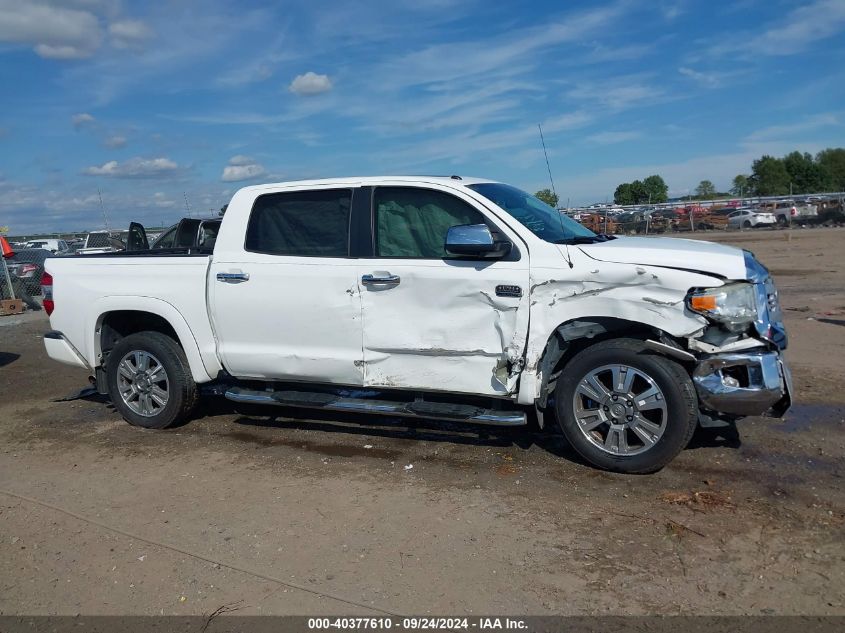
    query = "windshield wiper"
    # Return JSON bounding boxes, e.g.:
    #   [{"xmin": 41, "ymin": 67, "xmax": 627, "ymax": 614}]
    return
[{"xmin": 553, "ymin": 234, "xmax": 614, "ymax": 244}]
